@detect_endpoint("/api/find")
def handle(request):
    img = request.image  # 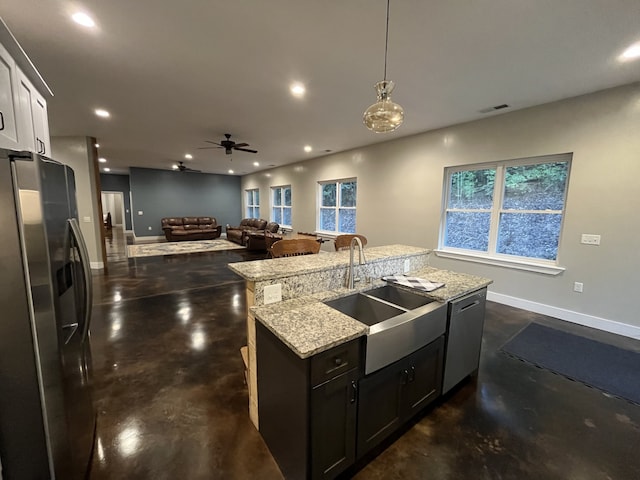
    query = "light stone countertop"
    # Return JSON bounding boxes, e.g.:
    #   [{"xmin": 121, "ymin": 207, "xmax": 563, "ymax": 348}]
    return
[
  {"xmin": 228, "ymin": 244, "xmax": 430, "ymax": 282},
  {"xmin": 252, "ymin": 267, "xmax": 492, "ymax": 359}
]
